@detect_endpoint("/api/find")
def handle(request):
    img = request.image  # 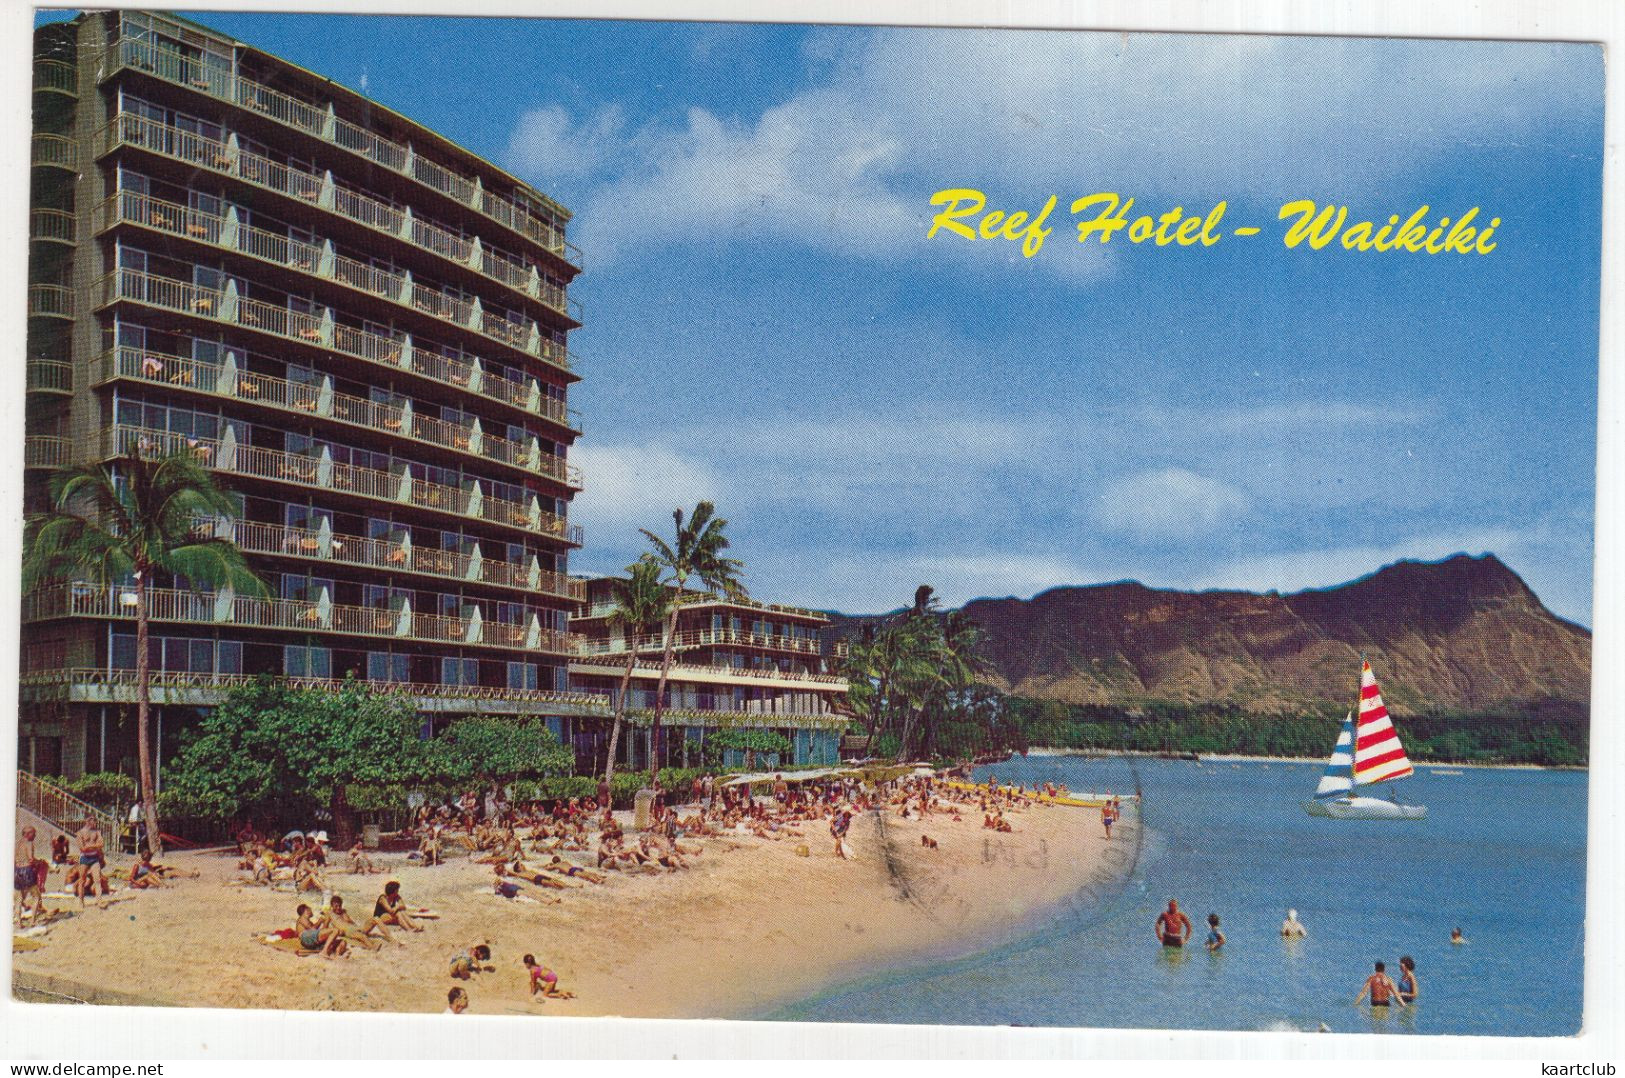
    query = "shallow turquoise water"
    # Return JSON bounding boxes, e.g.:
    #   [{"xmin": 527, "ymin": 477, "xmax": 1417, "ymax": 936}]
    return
[{"xmin": 770, "ymin": 756, "xmax": 1587, "ymax": 1035}]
